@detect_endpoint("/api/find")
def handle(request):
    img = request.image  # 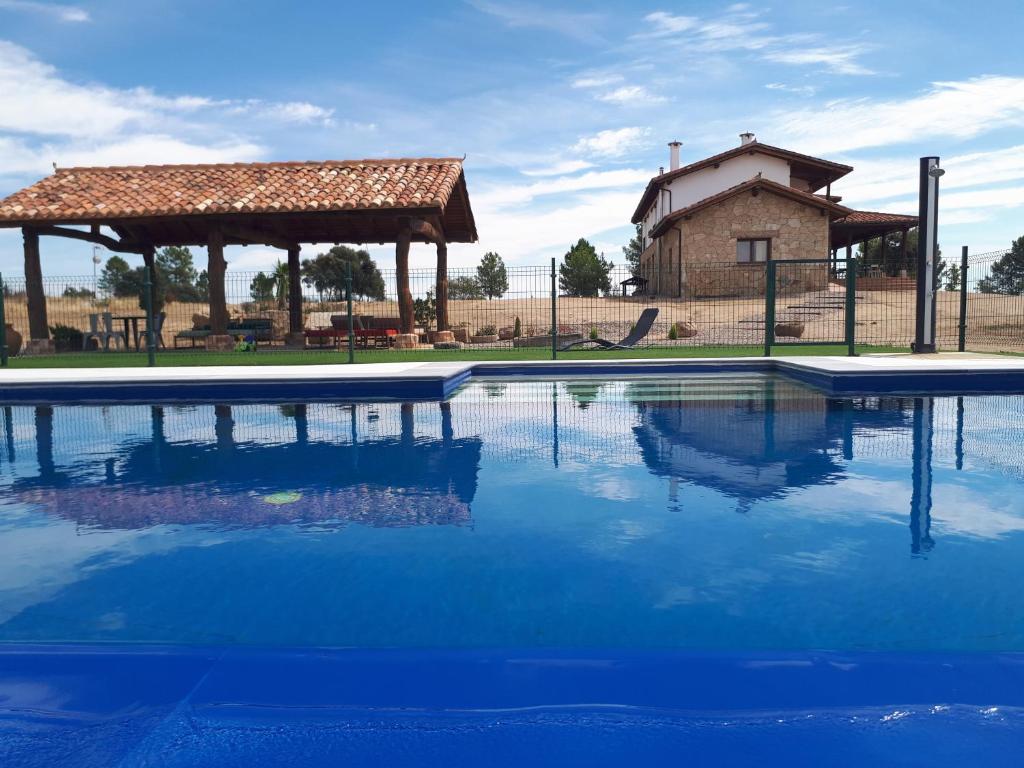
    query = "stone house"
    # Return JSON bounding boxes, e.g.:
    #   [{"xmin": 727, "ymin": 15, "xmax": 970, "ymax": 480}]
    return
[{"xmin": 630, "ymin": 134, "xmax": 918, "ymax": 297}]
